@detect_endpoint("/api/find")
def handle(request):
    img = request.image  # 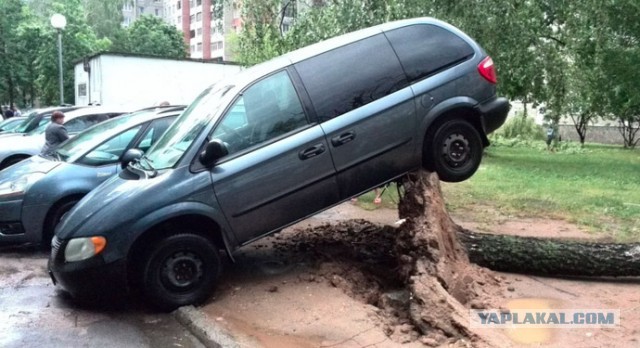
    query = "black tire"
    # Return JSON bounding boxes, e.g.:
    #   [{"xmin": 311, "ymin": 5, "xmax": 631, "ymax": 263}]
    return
[
  {"xmin": 140, "ymin": 232, "xmax": 221, "ymax": 311},
  {"xmin": 42, "ymin": 199, "xmax": 80, "ymax": 248},
  {"xmin": 424, "ymin": 119, "xmax": 483, "ymax": 183}
]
